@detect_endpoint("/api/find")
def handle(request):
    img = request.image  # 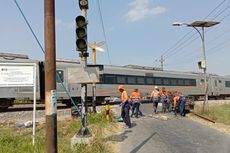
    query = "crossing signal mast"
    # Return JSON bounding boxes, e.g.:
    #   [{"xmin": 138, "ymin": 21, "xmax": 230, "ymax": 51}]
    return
[{"xmin": 76, "ymin": 0, "xmax": 91, "ymax": 137}]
